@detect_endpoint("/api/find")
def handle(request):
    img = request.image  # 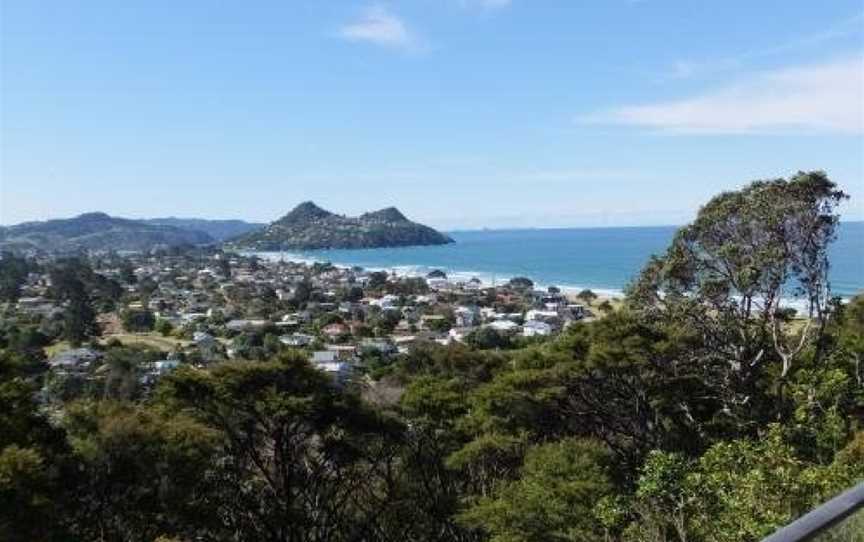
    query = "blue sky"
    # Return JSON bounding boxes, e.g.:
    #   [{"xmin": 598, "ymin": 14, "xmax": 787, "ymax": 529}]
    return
[{"xmin": 1, "ymin": 1, "xmax": 863, "ymax": 229}]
